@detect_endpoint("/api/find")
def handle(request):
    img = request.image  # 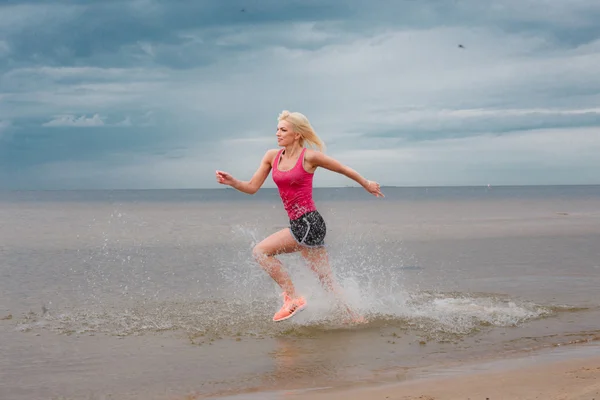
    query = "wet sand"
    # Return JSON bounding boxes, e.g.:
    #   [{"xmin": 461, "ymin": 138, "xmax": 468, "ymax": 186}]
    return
[
  {"xmin": 303, "ymin": 350, "xmax": 600, "ymax": 400},
  {"xmin": 212, "ymin": 343, "xmax": 600, "ymax": 400}
]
